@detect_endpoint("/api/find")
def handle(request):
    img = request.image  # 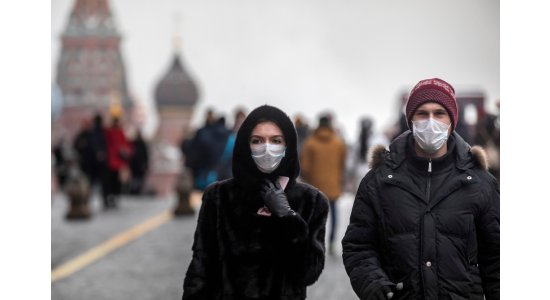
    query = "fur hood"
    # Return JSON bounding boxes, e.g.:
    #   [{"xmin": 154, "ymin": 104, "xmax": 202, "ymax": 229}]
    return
[
  {"xmin": 369, "ymin": 131, "xmax": 489, "ymax": 171},
  {"xmin": 232, "ymin": 105, "xmax": 300, "ymax": 189}
]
